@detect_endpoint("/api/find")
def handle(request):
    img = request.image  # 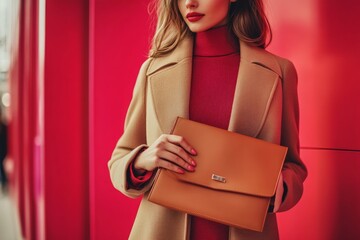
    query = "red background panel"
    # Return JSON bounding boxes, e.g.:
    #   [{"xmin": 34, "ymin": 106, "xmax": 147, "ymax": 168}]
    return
[
  {"xmin": 90, "ymin": 1, "xmax": 152, "ymax": 239},
  {"xmin": 268, "ymin": 0, "xmax": 360, "ymax": 150},
  {"xmin": 278, "ymin": 150, "xmax": 360, "ymax": 240},
  {"xmin": 43, "ymin": 0, "xmax": 89, "ymax": 239}
]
